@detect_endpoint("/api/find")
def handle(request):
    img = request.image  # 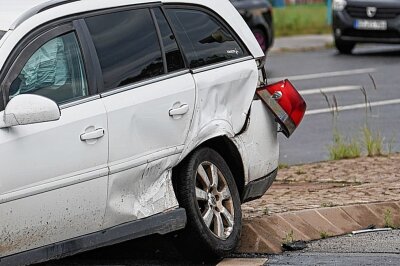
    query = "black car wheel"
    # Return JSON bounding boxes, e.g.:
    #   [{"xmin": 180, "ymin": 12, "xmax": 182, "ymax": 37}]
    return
[
  {"xmin": 335, "ymin": 38, "xmax": 356, "ymax": 54},
  {"xmin": 173, "ymin": 147, "xmax": 242, "ymax": 260}
]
